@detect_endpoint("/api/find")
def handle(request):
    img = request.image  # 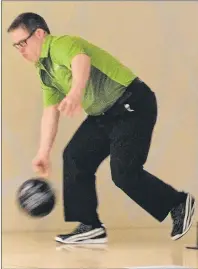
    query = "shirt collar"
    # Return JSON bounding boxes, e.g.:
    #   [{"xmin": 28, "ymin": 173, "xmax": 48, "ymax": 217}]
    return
[{"xmin": 35, "ymin": 34, "xmax": 53, "ymax": 67}]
